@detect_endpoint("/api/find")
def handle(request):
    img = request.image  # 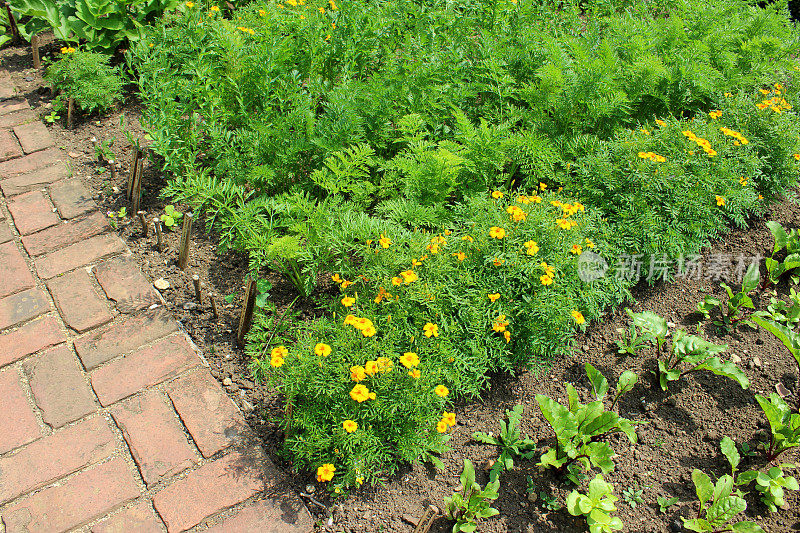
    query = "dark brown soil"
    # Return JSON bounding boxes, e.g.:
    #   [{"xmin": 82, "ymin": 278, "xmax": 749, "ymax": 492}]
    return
[{"xmin": 3, "ymin": 40, "xmax": 799, "ymax": 533}]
